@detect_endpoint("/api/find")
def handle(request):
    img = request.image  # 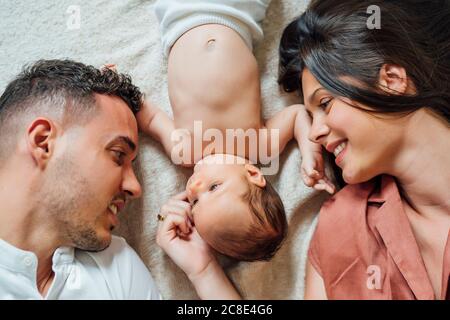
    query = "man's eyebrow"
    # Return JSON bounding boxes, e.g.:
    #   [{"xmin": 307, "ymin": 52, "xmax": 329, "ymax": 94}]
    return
[{"xmin": 107, "ymin": 136, "xmax": 136, "ymax": 153}]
